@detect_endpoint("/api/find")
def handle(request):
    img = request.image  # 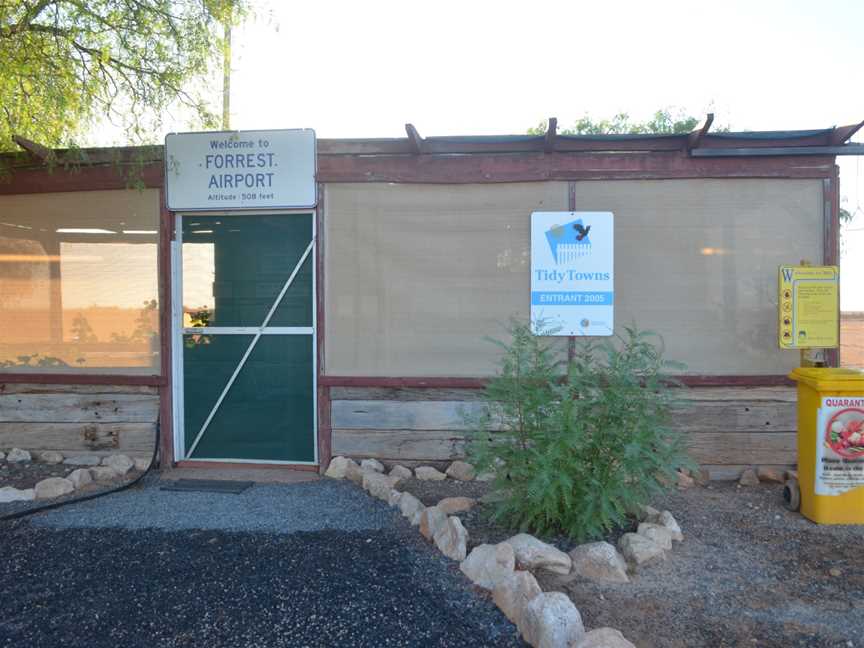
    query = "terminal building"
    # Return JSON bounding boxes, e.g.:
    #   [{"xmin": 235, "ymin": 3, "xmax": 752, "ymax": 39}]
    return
[{"xmin": 0, "ymin": 119, "xmax": 862, "ymax": 479}]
